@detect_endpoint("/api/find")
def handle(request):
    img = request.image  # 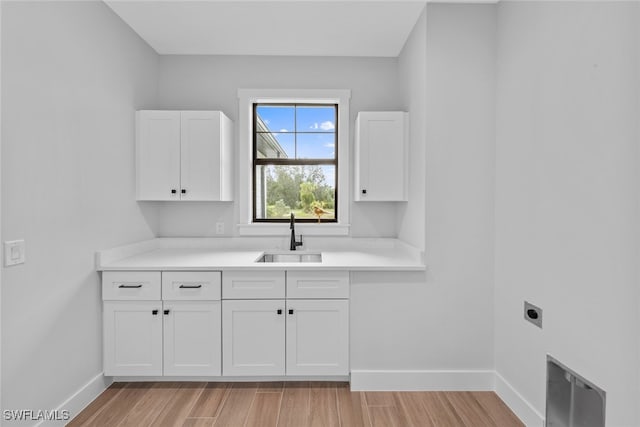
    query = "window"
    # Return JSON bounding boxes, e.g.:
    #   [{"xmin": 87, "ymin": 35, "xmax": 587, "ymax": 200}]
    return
[
  {"xmin": 253, "ymin": 103, "xmax": 338, "ymax": 222},
  {"xmin": 237, "ymin": 89, "xmax": 350, "ymax": 236}
]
